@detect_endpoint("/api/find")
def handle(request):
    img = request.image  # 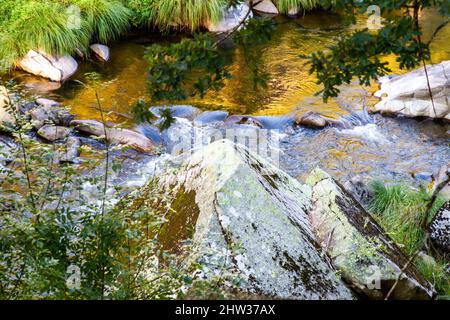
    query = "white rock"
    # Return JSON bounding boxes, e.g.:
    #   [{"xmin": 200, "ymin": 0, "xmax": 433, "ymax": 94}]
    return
[
  {"xmin": 90, "ymin": 44, "xmax": 110, "ymax": 62},
  {"xmin": 373, "ymin": 60, "xmax": 450, "ymax": 120},
  {"xmin": 0, "ymin": 86, "xmax": 14, "ymax": 126},
  {"xmin": 253, "ymin": 0, "xmax": 279, "ymax": 15},
  {"xmin": 17, "ymin": 50, "xmax": 78, "ymax": 82},
  {"xmin": 207, "ymin": 3, "xmax": 253, "ymax": 33}
]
